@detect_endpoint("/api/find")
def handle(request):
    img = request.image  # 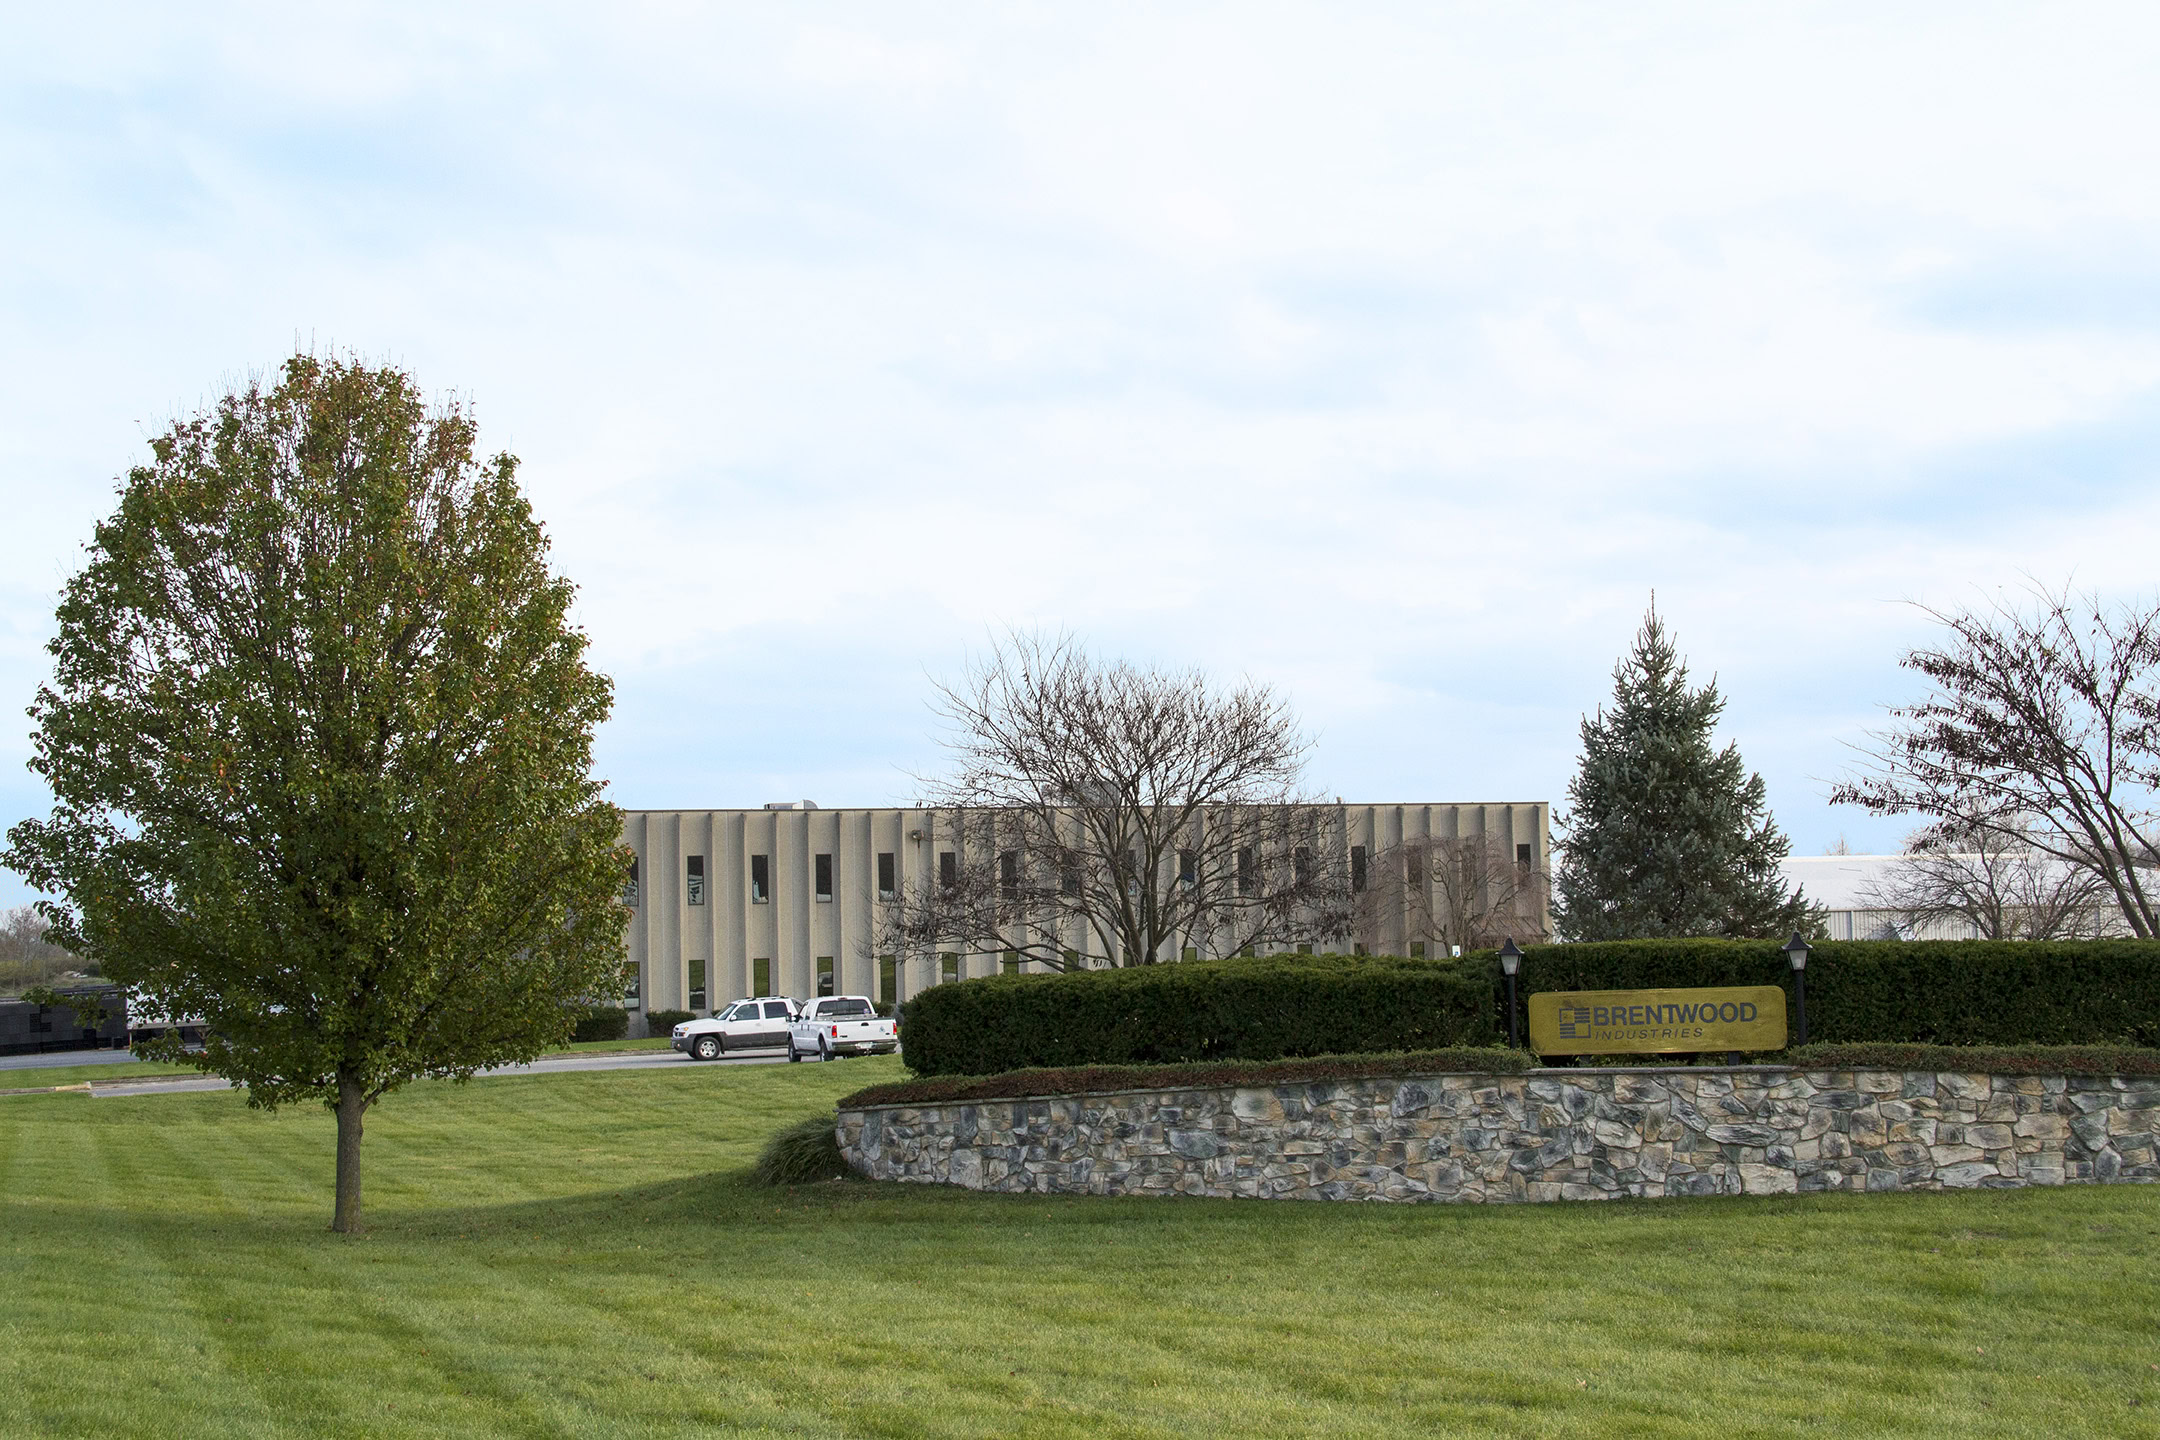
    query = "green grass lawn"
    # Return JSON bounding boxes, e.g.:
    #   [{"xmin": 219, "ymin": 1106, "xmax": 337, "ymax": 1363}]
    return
[
  {"xmin": 3, "ymin": 1060, "xmax": 2158, "ymax": 1439},
  {"xmin": 0, "ymin": 1057, "xmax": 202, "ymax": 1090}
]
